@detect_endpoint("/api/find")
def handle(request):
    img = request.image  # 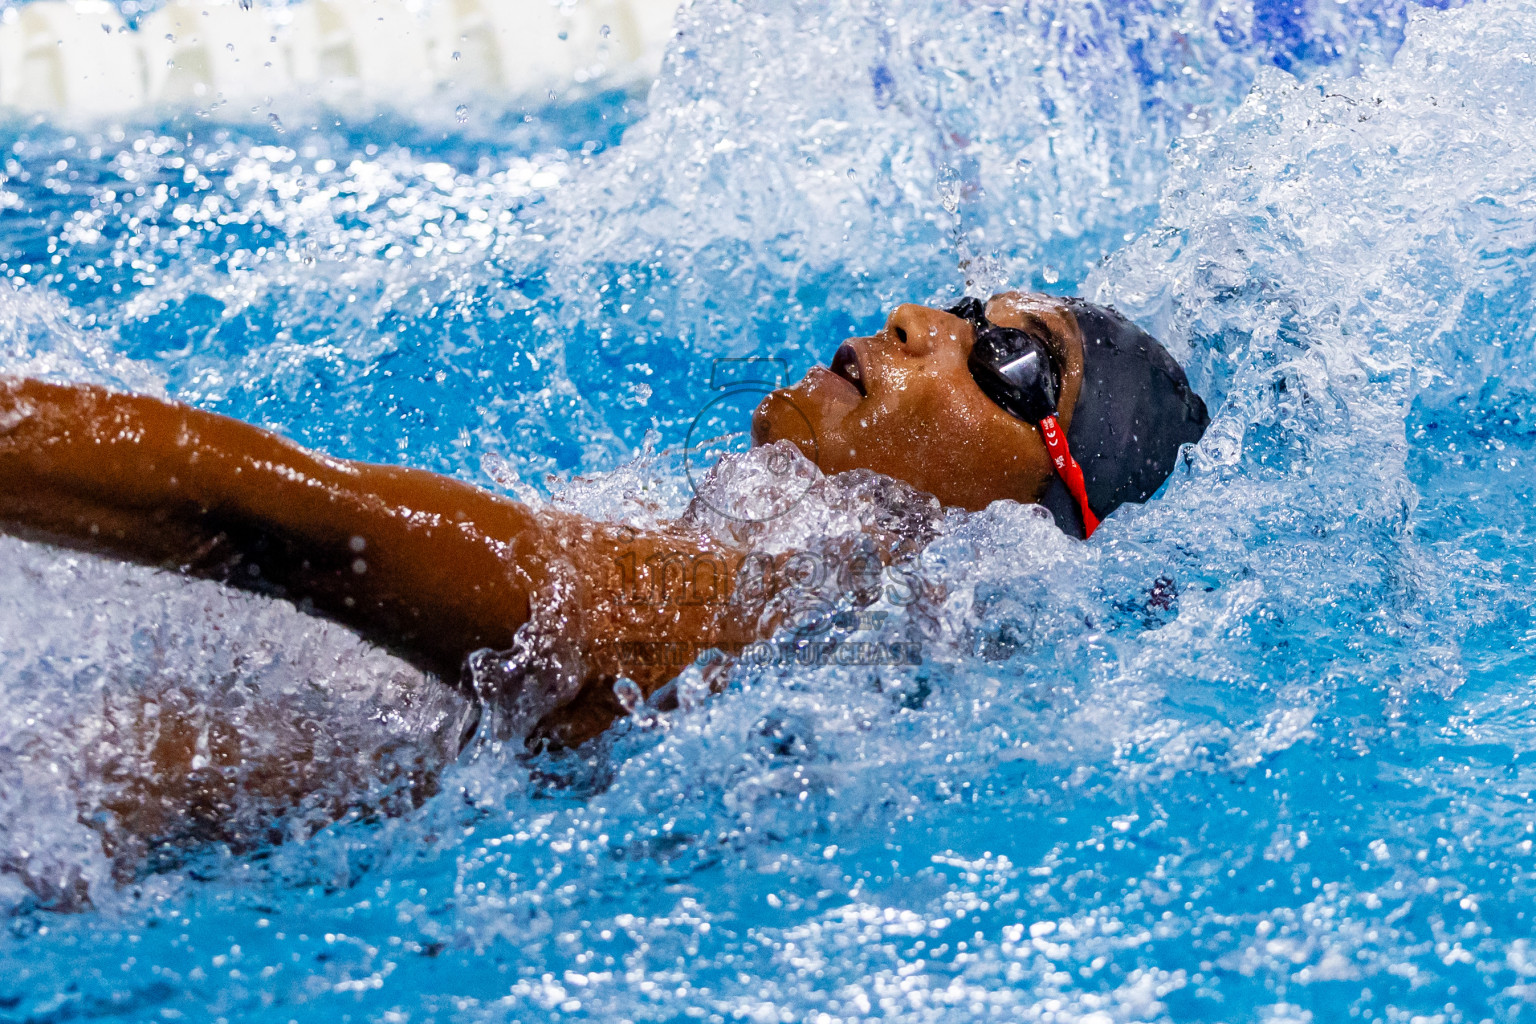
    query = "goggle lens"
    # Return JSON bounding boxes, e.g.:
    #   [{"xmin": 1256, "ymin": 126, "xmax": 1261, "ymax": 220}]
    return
[{"xmin": 947, "ymin": 301, "xmax": 1060, "ymax": 422}]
